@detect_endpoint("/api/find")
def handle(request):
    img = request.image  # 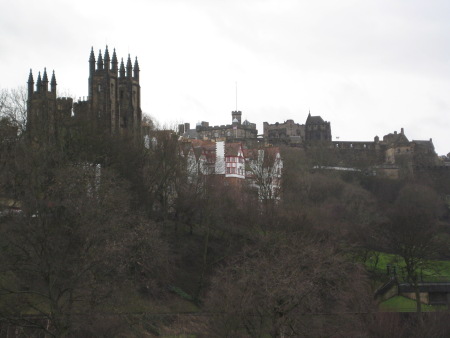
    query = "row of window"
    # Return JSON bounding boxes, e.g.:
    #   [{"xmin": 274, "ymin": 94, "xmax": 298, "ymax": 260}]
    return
[
  {"xmin": 226, "ymin": 157, "xmax": 244, "ymax": 163},
  {"xmin": 226, "ymin": 167, "xmax": 245, "ymax": 175}
]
